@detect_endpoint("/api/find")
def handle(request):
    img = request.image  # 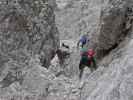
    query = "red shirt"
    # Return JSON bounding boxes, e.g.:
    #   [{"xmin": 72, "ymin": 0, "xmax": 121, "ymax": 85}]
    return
[{"xmin": 87, "ymin": 49, "xmax": 95, "ymax": 58}]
